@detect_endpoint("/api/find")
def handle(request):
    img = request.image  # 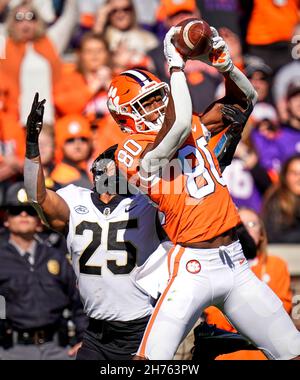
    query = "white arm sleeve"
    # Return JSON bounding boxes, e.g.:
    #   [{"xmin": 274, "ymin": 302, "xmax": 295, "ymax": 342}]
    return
[
  {"xmin": 141, "ymin": 70, "xmax": 192, "ymax": 174},
  {"xmin": 47, "ymin": 0, "xmax": 78, "ymax": 55},
  {"xmin": 228, "ymin": 66, "xmax": 258, "ymax": 106}
]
